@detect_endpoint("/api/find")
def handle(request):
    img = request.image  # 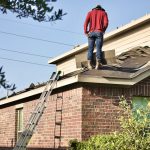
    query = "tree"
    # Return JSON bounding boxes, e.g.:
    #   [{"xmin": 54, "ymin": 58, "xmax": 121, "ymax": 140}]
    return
[
  {"xmin": 0, "ymin": 1, "xmax": 66, "ymax": 92},
  {"xmin": 0, "ymin": 0, "xmax": 67, "ymax": 22},
  {"xmin": 0, "ymin": 66, "xmax": 16, "ymax": 91}
]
